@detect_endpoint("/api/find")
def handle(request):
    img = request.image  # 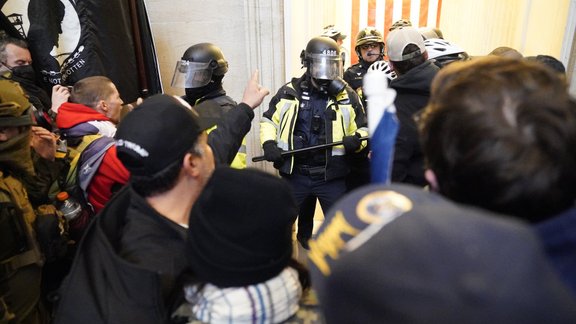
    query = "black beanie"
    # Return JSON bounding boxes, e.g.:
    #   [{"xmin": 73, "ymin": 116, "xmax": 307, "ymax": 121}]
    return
[{"xmin": 187, "ymin": 167, "xmax": 298, "ymax": 287}]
